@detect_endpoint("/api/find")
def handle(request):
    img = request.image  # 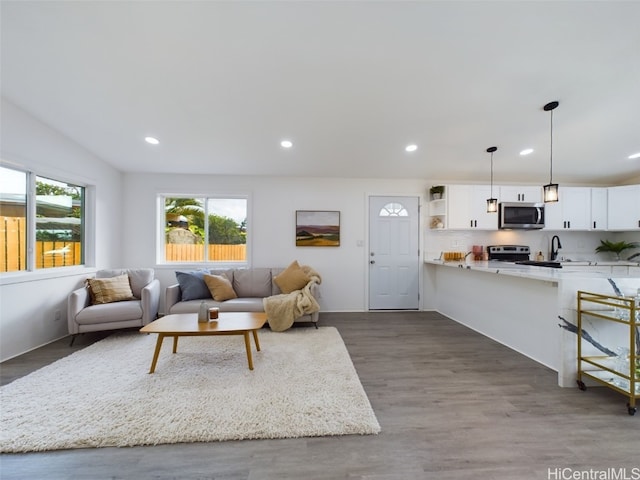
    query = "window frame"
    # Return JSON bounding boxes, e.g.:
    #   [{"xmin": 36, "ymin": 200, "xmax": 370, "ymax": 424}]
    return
[
  {"xmin": 0, "ymin": 162, "xmax": 95, "ymax": 283},
  {"xmin": 157, "ymin": 192, "xmax": 251, "ymax": 268}
]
